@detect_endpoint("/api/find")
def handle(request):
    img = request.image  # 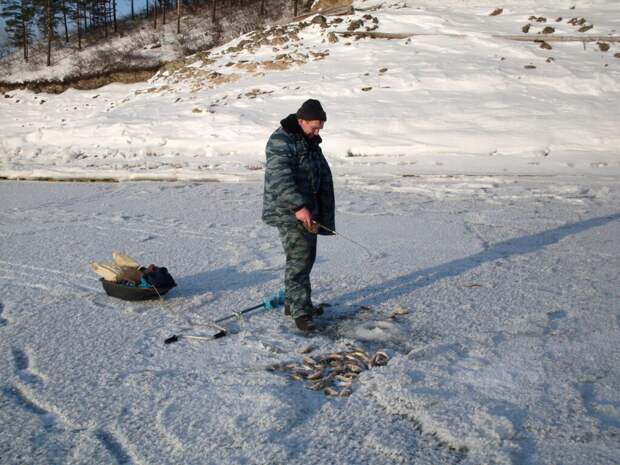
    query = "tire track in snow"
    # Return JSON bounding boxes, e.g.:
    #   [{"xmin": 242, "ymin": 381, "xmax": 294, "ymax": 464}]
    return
[
  {"xmin": 0, "ymin": 301, "xmax": 7, "ymax": 327},
  {"xmin": 12, "ymin": 347, "xmax": 45, "ymax": 386},
  {"xmin": 0, "ymin": 258, "xmax": 92, "ymax": 281},
  {"xmin": 2, "ymin": 385, "xmax": 58, "ymax": 431},
  {"xmin": 12, "ymin": 347, "xmax": 29, "ymax": 370},
  {"xmin": 95, "ymin": 428, "xmax": 136, "ymax": 465},
  {"xmin": 88, "ymin": 213, "xmax": 214, "ymax": 240},
  {"xmin": 2, "ymin": 380, "xmax": 84, "ymax": 433},
  {"xmin": 3, "ymin": 376, "xmax": 139, "ymax": 465},
  {"xmin": 0, "ymin": 264, "xmax": 99, "ymax": 296}
]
